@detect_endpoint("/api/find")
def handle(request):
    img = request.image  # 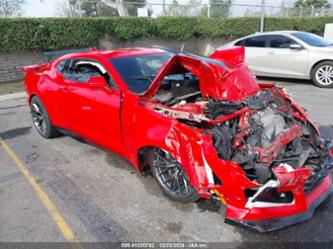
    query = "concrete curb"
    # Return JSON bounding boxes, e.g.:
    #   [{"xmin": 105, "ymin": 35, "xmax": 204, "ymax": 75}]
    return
[{"xmin": 0, "ymin": 92, "xmax": 26, "ymax": 102}]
